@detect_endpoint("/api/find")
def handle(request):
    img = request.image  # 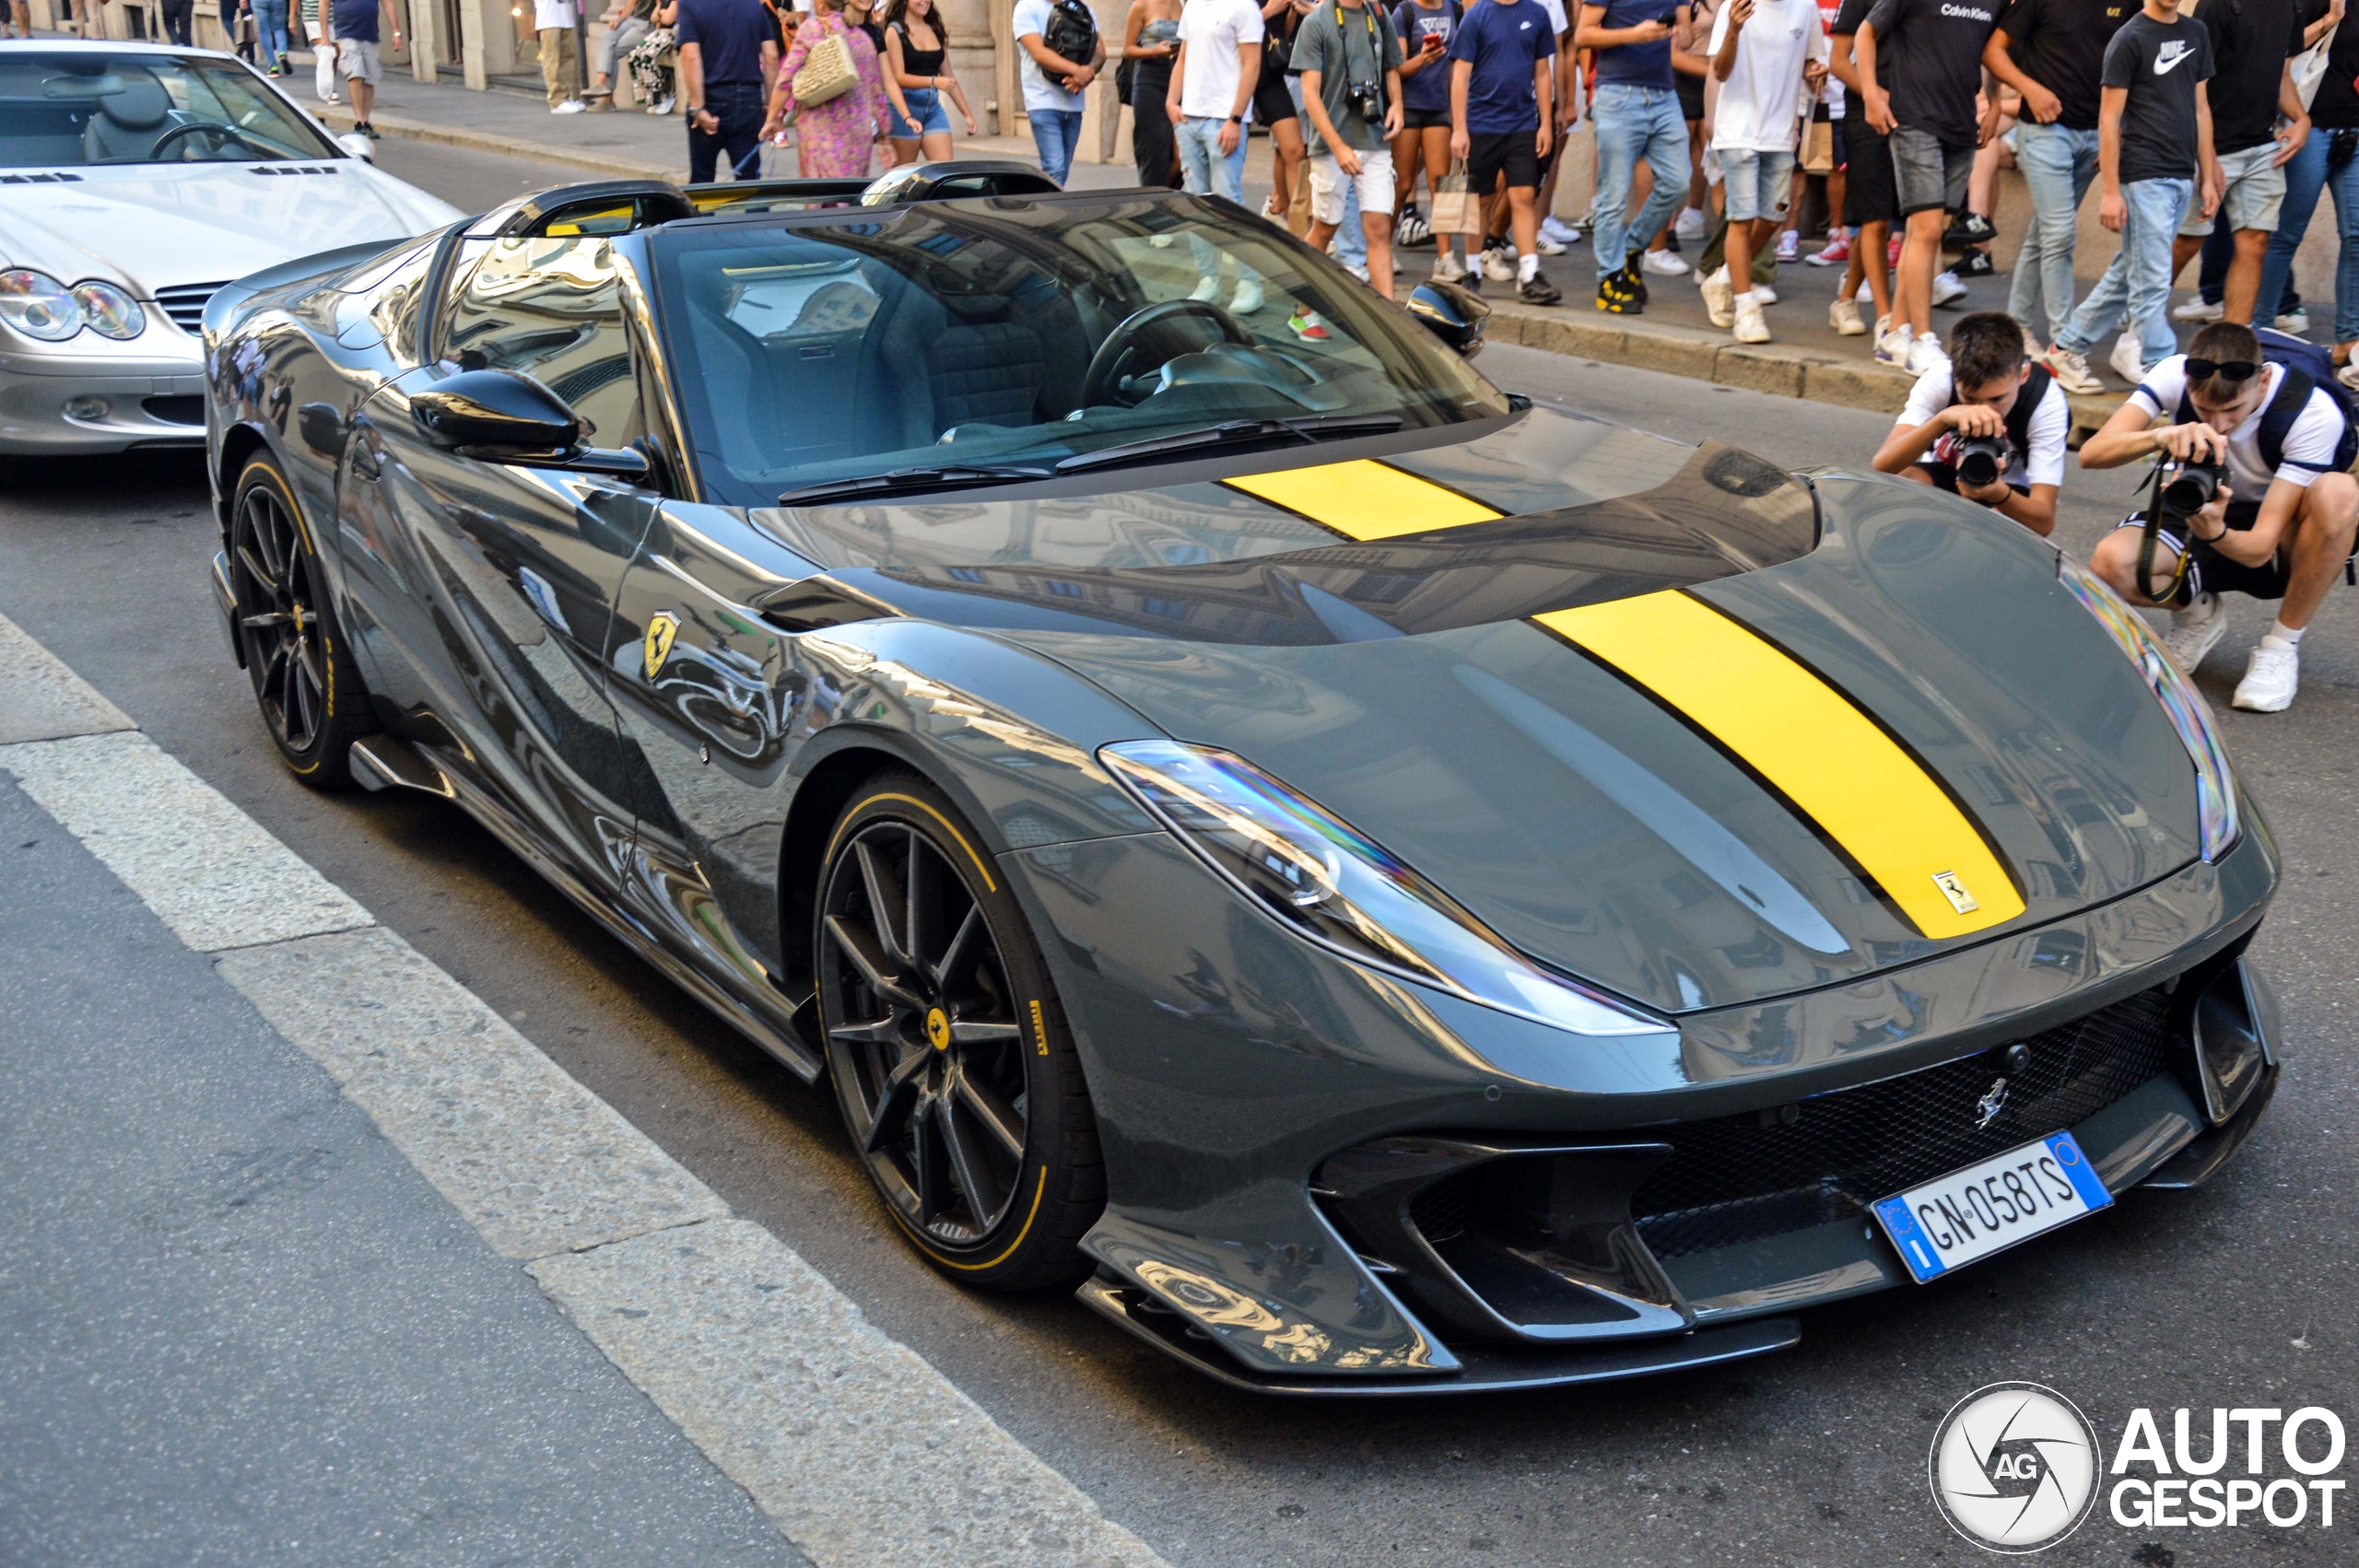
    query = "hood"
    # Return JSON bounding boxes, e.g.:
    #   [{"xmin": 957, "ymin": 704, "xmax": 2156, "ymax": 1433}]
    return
[
  {"xmin": 979, "ymin": 473, "xmax": 2203, "ymax": 1015},
  {"xmin": 0, "ymin": 161, "xmax": 460, "ymax": 292}
]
